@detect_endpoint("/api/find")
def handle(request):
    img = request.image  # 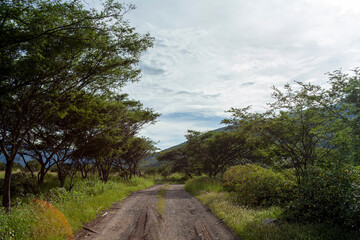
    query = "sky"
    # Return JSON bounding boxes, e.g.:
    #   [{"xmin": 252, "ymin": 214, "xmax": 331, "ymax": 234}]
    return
[{"xmin": 88, "ymin": 0, "xmax": 360, "ymax": 150}]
